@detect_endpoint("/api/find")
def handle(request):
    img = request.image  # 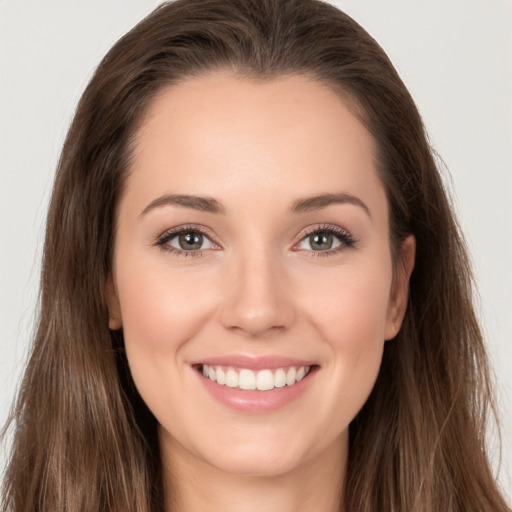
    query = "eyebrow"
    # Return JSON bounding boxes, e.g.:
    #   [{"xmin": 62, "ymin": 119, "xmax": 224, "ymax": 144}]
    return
[
  {"xmin": 291, "ymin": 192, "xmax": 372, "ymax": 219},
  {"xmin": 140, "ymin": 191, "xmax": 371, "ymax": 219},
  {"xmin": 140, "ymin": 194, "xmax": 225, "ymax": 216}
]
